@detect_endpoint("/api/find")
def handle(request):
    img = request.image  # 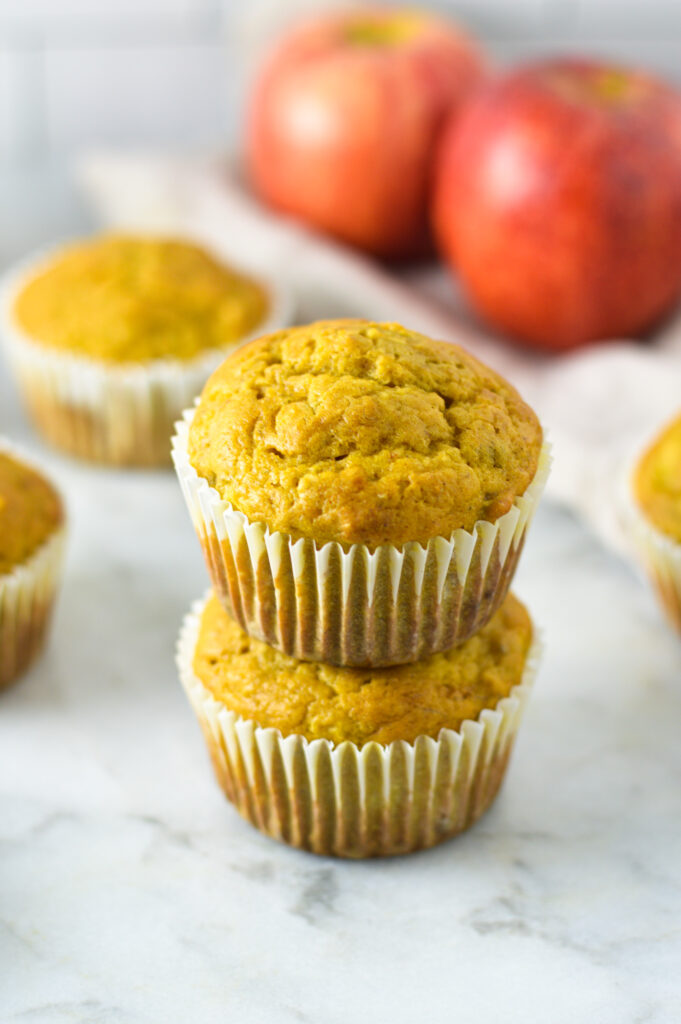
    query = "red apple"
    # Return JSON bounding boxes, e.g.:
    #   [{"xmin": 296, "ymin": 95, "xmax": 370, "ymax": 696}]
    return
[
  {"xmin": 433, "ymin": 59, "xmax": 681, "ymax": 351},
  {"xmin": 247, "ymin": 8, "xmax": 485, "ymax": 259}
]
